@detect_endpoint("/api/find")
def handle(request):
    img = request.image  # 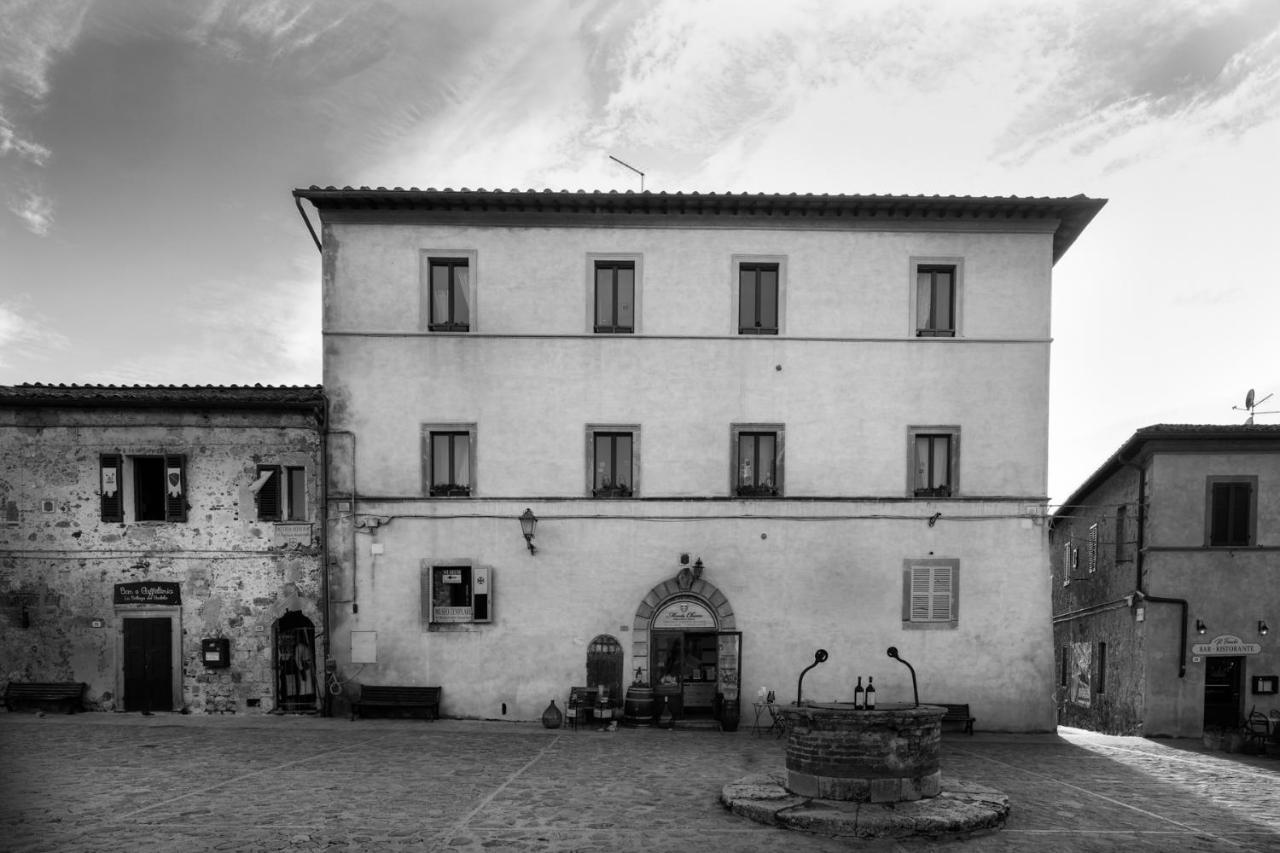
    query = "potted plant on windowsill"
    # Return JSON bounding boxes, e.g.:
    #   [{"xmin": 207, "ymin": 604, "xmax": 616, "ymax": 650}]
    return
[
  {"xmin": 592, "ymin": 481, "xmax": 633, "ymax": 498},
  {"xmin": 914, "ymin": 486, "xmax": 952, "ymax": 498}
]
